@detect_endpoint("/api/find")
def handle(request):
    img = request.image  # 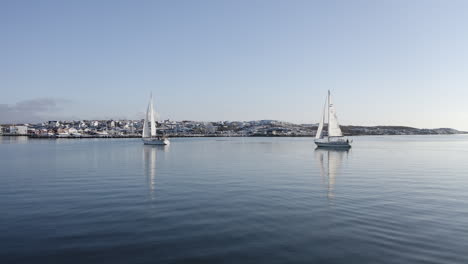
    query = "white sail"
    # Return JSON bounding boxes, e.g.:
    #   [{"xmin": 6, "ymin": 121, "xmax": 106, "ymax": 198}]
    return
[
  {"xmin": 142, "ymin": 101, "xmax": 151, "ymax": 138},
  {"xmin": 142, "ymin": 93, "xmax": 170, "ymax": 145},
  {"xmin": 315, "ymin": 99, "xmax": 327, "ymax": 139},
  {"xmin": 149, "ymin": 95, "xmax": 156, "ymax": 137},
  {"xmin": 142, "ymin": 94, "xmax": 157, "ymax": 138},
  {"xmin": 327, "ymin": 91, "xmax": 343, "ymax": 137}
]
